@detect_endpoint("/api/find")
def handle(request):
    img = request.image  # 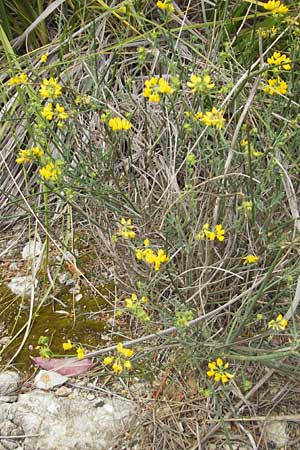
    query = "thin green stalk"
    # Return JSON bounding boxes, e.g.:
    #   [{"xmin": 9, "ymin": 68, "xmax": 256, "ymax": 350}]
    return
[{"xmin": 226, "ymin": 247, "xmax": 283, "ymax": 344}]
